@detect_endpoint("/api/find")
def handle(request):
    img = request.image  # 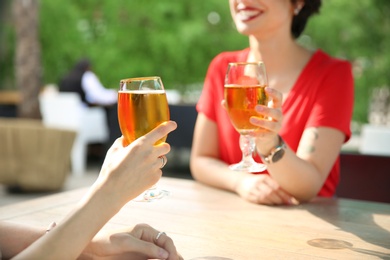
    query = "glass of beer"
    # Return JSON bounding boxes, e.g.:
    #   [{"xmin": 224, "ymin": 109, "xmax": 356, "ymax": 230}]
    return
[
  {"xmin": 118, "ymin": 76, "xmax": 170, "ymax": 202},
  {"xmin": 224, "ymin": 62, "xmax": 268, "ymax": 172}
]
